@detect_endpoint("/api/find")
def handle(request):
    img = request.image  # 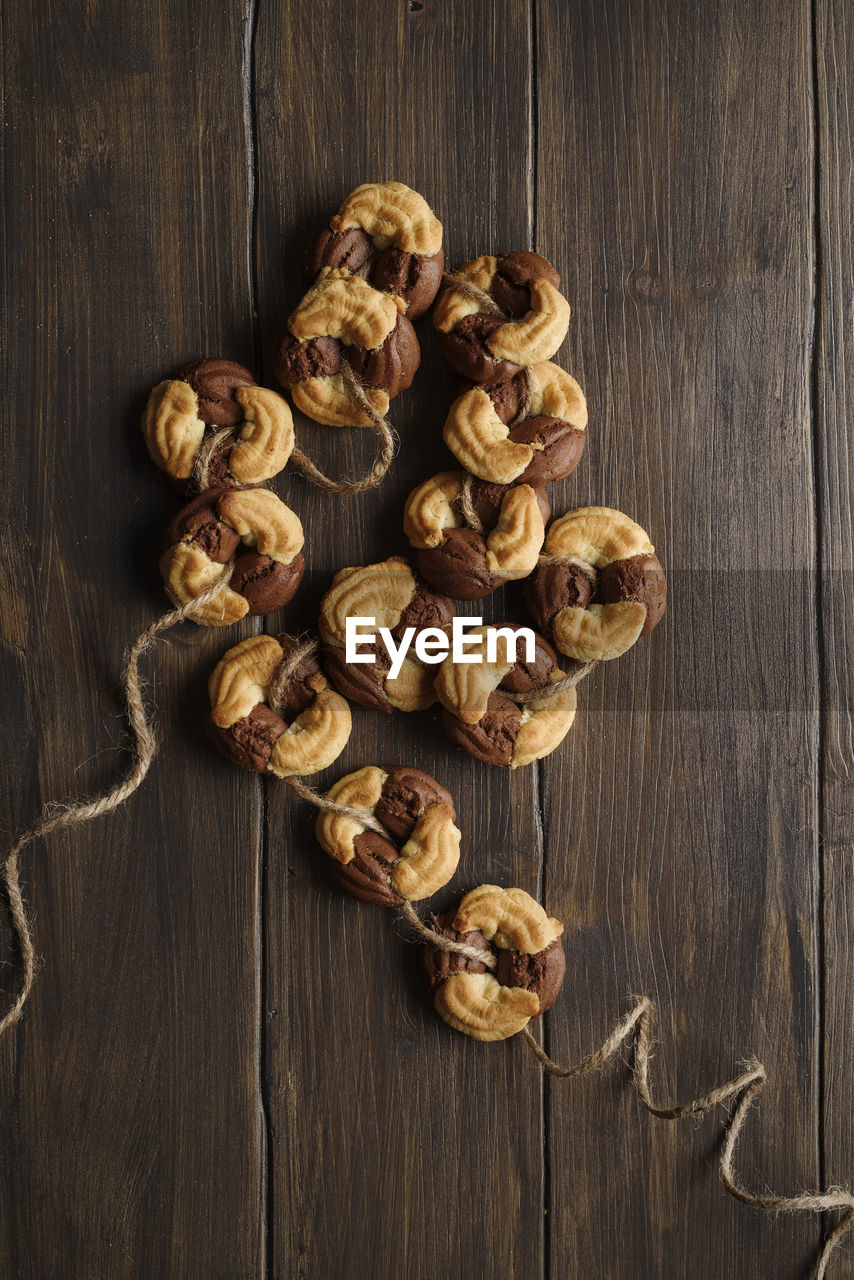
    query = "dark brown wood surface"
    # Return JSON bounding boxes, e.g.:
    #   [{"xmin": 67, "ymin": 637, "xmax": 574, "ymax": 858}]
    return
[
  {"xmin": 0, "ymin": 1, "xmax": 849, "ymax": 1277},
  {"xmin": 817, "ymin": 0, "xmax": 854, "ymax": 1230}
]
